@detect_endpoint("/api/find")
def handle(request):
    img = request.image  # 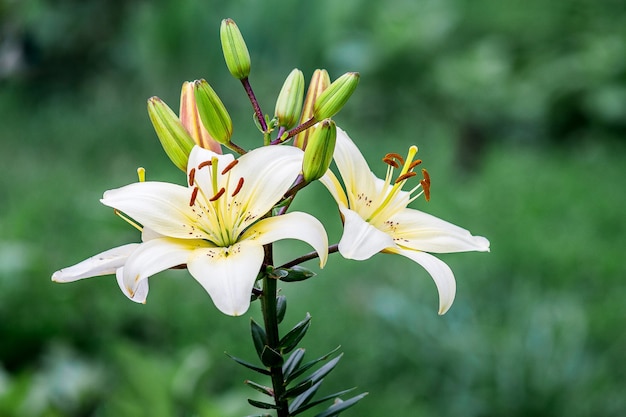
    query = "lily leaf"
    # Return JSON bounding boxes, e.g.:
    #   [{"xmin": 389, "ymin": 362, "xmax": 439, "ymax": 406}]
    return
[
  {"xmin": 276, "ymin": 265, "xmax": 317, "ymax": 282},
  {"xmin": 285, "ymin": 346, "xmax": 341, "ymax": 385},
  {"xmin": 313, "ymin": 392, "xmax": 368, "ymax": 417},
  {"xmin": 276, "ymin": 295, "xmax": 287, "ymax": 324},
  {"xmin": 261, "ymin": 345, "xmax": 284, "ymax": 368},
  {"xmin": 282, "ymin": 348, "xmax": 306, "ymax": 382},
  {"xmin": 224, "ymin": 352, "xmax": 270, "ymax": 375},
  {"xmin": 250, "ymin": 318, "xmax": 267, "ymax": 360},
  {"xmin": 279, "ymin": 313, "xmax": 311, "ymax": 354},
  {"xmin": 248, "ymin": 399, "xmax": 279, "ymax": 410},
  {"xmin": 244, "ymin": 380, "xmax": 274, "ymax": 397},
  {"xmin": 290, "ymin": 387, "xmax": 356, "ymax": 416}
]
